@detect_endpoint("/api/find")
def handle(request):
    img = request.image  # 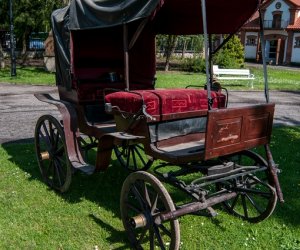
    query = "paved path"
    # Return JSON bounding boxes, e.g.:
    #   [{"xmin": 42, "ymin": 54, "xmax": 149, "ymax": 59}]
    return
[
  {"xmin": 0, "ymin": 84, "xmax": 59, "ymax": 144},
  {"xmin": 0, "ymin": 84, "xmax": 299, "ymax": 144}
]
